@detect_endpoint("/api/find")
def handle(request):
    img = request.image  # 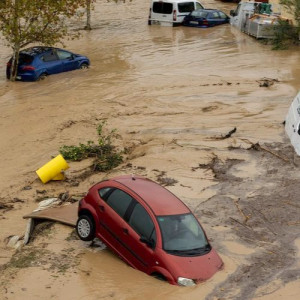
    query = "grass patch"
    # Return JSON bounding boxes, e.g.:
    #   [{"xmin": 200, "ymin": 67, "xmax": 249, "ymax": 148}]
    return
[{"xmin": 9, "ymin": 249, "xmax": 45, "ymax": 268}]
